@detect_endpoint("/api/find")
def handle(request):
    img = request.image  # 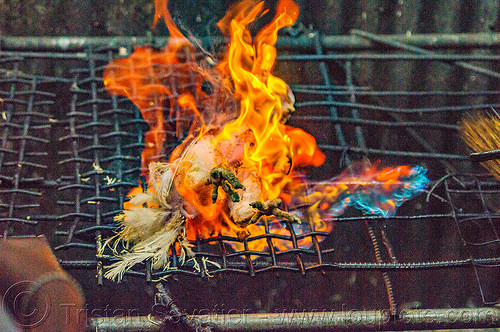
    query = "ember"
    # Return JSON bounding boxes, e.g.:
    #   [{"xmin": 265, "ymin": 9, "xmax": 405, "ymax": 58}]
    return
[{"xmin": 102, "ymin": 0, "xmax": 428, "ymax": 280}]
